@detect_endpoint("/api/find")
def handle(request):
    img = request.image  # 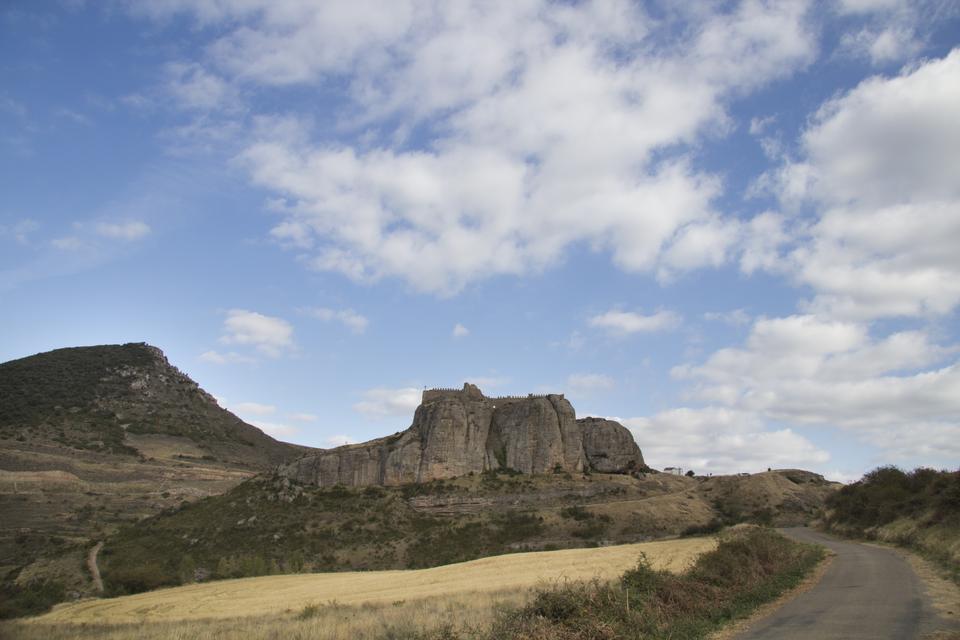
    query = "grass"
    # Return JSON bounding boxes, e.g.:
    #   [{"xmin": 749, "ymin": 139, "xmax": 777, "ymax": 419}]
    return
[
  {"xmin": 2, "ymin": 527, "xmax": 823, "ymax": 640},
  {"xmin": 486, "ymin": 526, "xmax": 825, "ymax": 640},
  {"xmin": 0, "ymin": 590, "xmax": 519, "ymax": 639},
  {"xmin": 30, "ymin": 537, "xmax": 716, "ymax": 624}
]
